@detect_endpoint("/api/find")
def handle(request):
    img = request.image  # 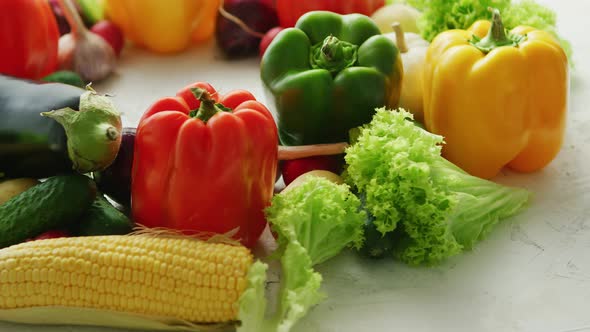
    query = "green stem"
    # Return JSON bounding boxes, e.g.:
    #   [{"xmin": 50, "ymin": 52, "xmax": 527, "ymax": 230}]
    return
[
  {"xmin": 470, "ymin": 8, "xmax": 524, "ymax": 54},
  {"xmin": 321, "ymin": 35, "xmax": 342, "ymax": 61},
  {"xmin": 488, "ymin": 8, "xmax": 509, "ymax": 43},
  {"xmin": 310, "ymin": 35, "xmax": 358, "ymax": 74},
  {"xmin": 190, "ymin": 88, "xmax": 231, "ymax": 123}
]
